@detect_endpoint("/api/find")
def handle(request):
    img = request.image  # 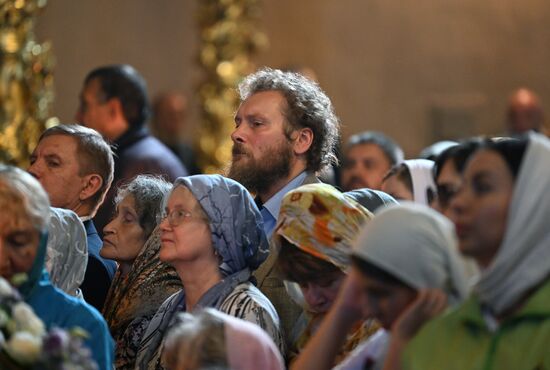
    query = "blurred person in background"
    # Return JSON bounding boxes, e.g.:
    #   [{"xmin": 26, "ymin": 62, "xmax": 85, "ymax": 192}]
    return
[
  {"xmin": 340, "ymin": 131, "xmax": 404, "ymax": 192},
  {"xmin": 151, "ymin": 91, "xmax": 201, "ymax": 175}
]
